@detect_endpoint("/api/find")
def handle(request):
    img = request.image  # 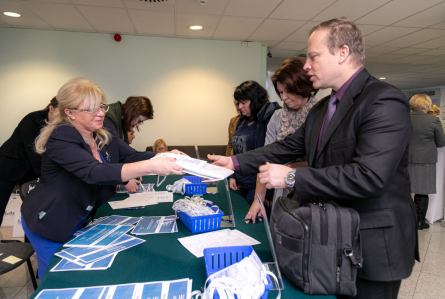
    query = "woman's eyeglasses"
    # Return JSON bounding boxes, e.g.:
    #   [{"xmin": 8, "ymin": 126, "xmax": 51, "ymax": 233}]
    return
[
  {"xmin": 72, "ymin": 104, "xmax": 110, "ymax": 115},
  {"xmin": 137, "ymin": 116, "xmax": 145, "ymax": 125}
]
